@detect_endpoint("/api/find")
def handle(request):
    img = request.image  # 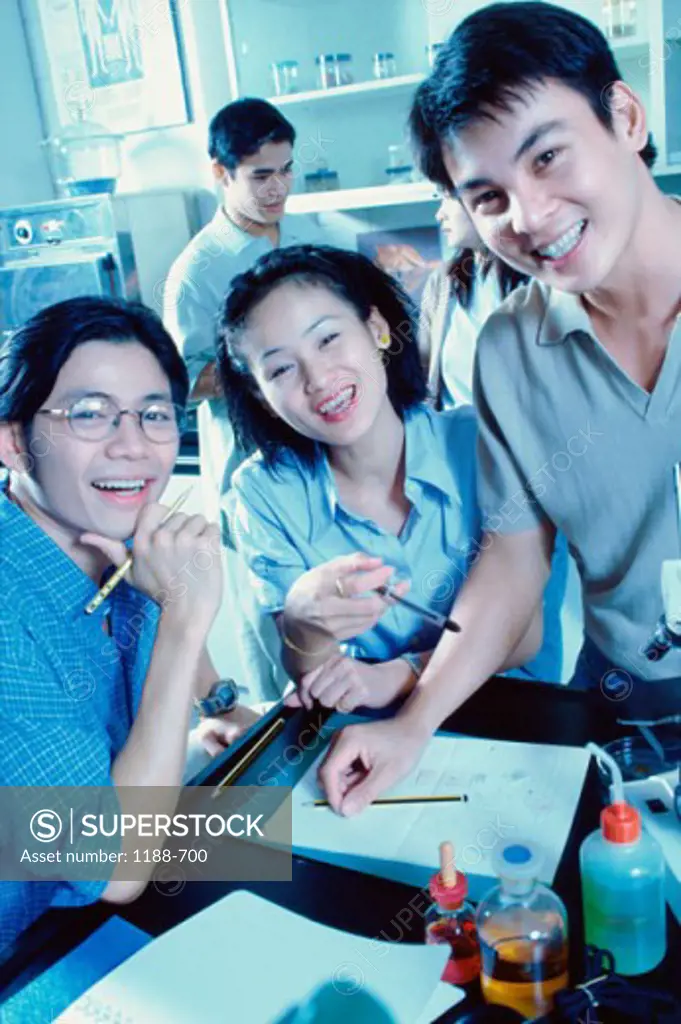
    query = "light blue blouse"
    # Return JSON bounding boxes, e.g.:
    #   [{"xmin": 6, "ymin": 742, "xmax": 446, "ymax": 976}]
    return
[{"xmin": 224, "ymin": 404, "xmax": 481, "ymax": 661}]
